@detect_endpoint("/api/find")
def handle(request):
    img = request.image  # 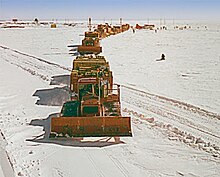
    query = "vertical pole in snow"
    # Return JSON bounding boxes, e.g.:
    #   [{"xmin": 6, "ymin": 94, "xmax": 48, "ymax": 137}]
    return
[
  {"xmin": 120, "ymin": 18, "xmax": 122, "ymax": 26},
  {"xmin": 160, "ymin": 18, "xmax": 162, "ymax": 29},
  {"xmin": 88, "ymin": 17, "xmax": 91, "ymax": 31}
]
